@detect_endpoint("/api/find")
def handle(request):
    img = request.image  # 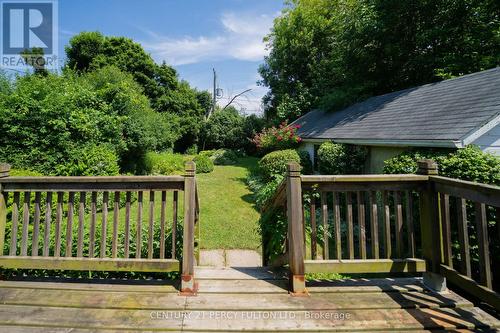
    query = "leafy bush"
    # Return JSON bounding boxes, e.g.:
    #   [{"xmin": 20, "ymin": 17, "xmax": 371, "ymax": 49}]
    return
[
  {"xmin": 212, "ymin": 149, "xmax": 239, "ymax": 165},
  {"xmin": 259, "ymin": 149, "xmax": 302, "ymax": 180},
  {"xmin": 252, "ymin": 122, "xmax": 302, "ymax": 154},
  {"xmin": 383, "ymin": 146, "xmax": 500, "ymax": 185},
  {"xmin": 55, "ymin": 144, "xmax": 120, "ymax": 176},
  {"xmin": 144, "ymin": 152, "xmax": 184, "ymax": 175},
  {"xmin": 0, "ymin": 67, "xmax": 181, "ymax": 176},
  {"xmin": 201, "ymin": 107, "xmax": 246, "ymax": 150},
  {"xmin": 317, "ymin": 142, "xmax": 368, "ymax": 175},
  {"xmin": 193, "ymin": 154, "xmax": 214, "ymax": 173},
  {"xmin": 185, "ymin": 144, "xmax": 198, "ymax": 155}
]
